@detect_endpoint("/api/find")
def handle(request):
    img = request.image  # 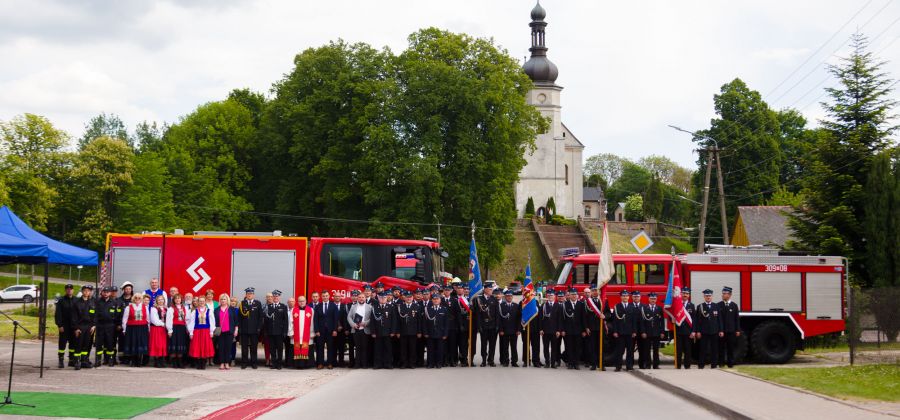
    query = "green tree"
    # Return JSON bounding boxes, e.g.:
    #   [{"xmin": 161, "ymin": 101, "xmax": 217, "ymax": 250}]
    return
[
  {"xmin": 642, "ymin": 173, "xmax": 663, "ymax": 220},
  {"xmin": 584, "ymin": 153, "xmax": 629, "ymax": 186},
  {"xmin": 583, "ymin": 173, "xmax": 607, "ymax": 190},
  {"xmin": 788, "ymin": 34, "xmax": 897, "ymax": 286},
  {"xmin": 0, "ymin": 113, "xmax": 70, "ymax": 230},
  {"xmin": 68, "ymin": 137, "xmax": 134, "ymax": 248},
  {"xmin": 692, "ymin": 78, "xmax": 783, "ymax": 242},
  {"xmin": 525, "ymin": 197, "xmax": 535, "ymax": 216},
  {"xmin": 624, "ymin": 194, "xmax": 644, "ymax": 221},
  {"xmin": 863, "ymin": 151, "xmax": 897, "ymax": 287},
  {"xmin": 133, "ymin": 121, "xmax": 165, "ymax": 153},
  {"xmin": 116, "ymin": 151, "xmax": 177, "ymax": 233},
  {"xmin": 638, "ymin": 155, "xmax": 693, "ymax": 193},
  {"xmin": 766, "ymin": 185, "xmax": 804, "ymax": 208},
  {"xmin": 605, "ymin": 161, "xmax": 651, "ymax": 213},
  {"xmin": 546, "ymin": 197, "xmax": 556, "ymax": 216},
  {"xmin": 79, "ymin": 113, "xmax": 129, "ymax": 149}
]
